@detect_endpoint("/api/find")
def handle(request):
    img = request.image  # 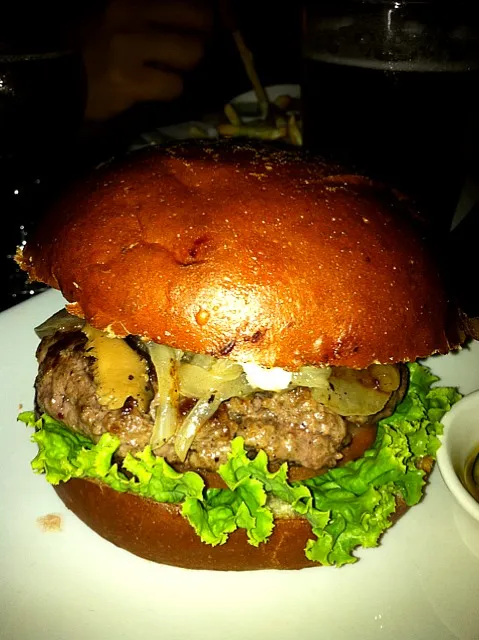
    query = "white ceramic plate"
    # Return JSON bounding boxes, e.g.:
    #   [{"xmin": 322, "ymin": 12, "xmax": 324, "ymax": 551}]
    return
[
  {"xmin": 1, "ymin": 289, "xmax": 479, "ymax": 640},
  {"xmin": 230, "ymin": 83, "xmax": 300, "ymax": 112}
]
